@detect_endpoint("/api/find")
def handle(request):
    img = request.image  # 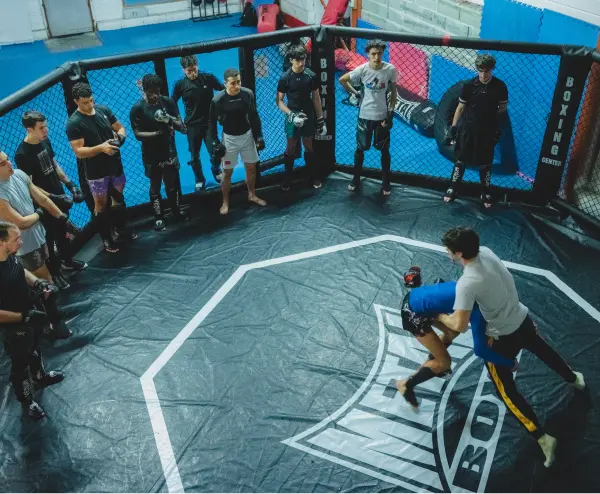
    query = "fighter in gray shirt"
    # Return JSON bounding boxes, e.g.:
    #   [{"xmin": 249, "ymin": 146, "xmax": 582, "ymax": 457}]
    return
[{"xmin": 438, "ymin": 226, "xmax": 585, "ymax": 469}]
